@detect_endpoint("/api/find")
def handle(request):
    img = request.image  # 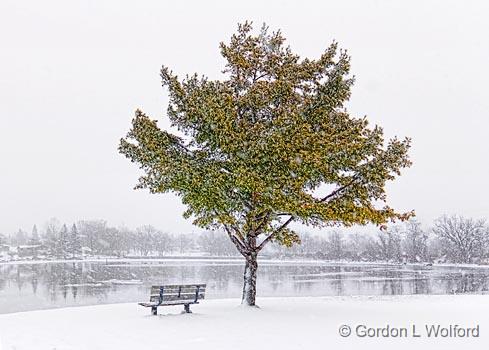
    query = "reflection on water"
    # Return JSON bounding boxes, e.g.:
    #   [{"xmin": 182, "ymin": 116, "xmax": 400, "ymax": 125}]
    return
[{"xmin": 1, "ymin": 260, "xmax": 488, "ymax": 313}]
